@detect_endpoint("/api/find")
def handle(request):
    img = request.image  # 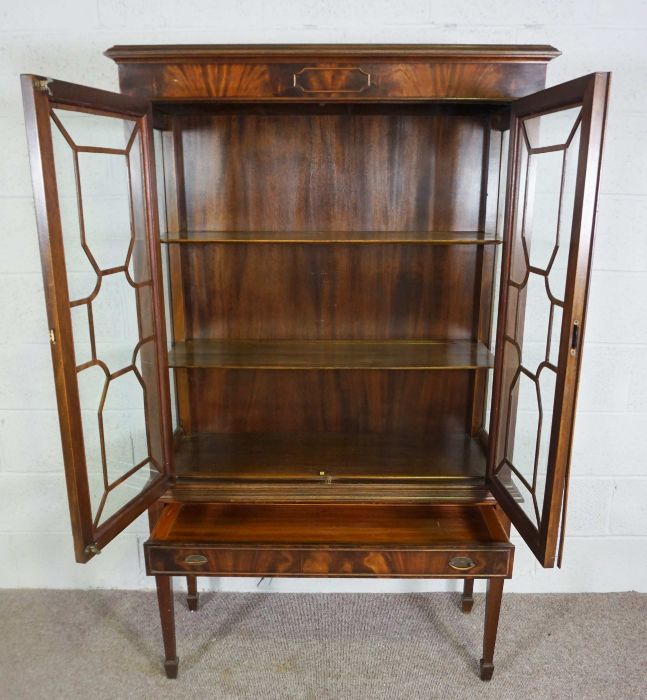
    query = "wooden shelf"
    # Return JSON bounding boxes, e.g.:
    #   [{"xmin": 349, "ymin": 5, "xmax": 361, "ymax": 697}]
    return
[
  {"xmin": 160, "ymin": 230, "xmax": 501, "ymax": 245},
  {"xmin": 173, "ymin": 432, "xmax": 487, "ymax": 481},
  {"xmin": 167, "ymin": 339, "xmax": 494, "ymax": 370}
]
